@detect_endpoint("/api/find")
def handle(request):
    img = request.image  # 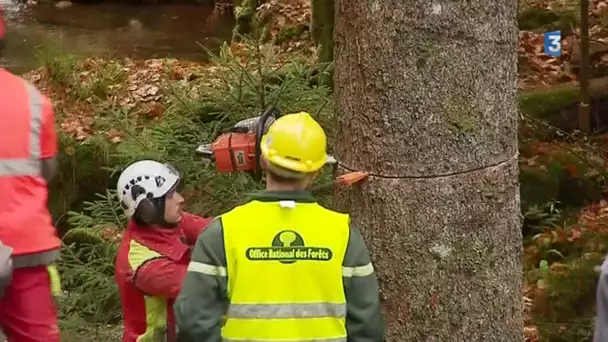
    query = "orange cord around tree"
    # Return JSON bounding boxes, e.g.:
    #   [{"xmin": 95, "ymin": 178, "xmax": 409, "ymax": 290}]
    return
[{"xmin": 335, "ymin": 171, "xmax": 369, "ymax": 186}]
